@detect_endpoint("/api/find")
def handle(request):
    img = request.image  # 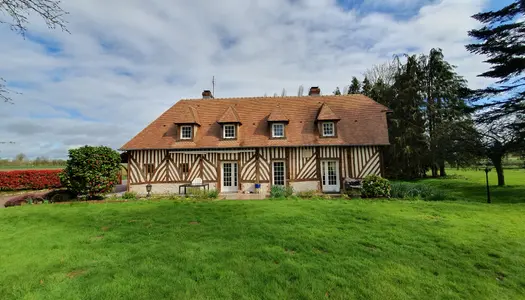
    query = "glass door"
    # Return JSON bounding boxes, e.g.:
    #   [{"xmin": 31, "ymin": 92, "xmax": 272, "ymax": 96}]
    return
[
  {"xmin": 321, "ymin": 160, "xmax": 340, "ymax": 193},
  {"xmin": 222, "ymin": 162, "xmax": 238, "ymax": 193}
]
